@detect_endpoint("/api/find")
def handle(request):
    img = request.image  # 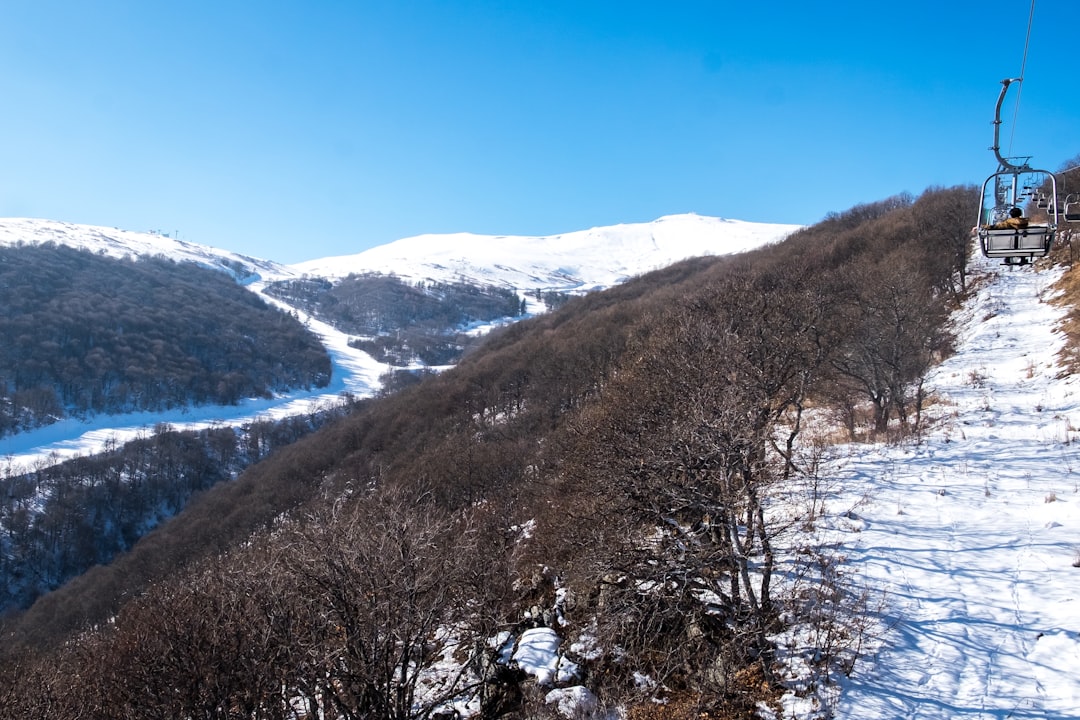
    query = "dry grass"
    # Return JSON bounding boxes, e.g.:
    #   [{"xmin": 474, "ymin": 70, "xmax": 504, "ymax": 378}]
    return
[
  {"xmin": 1048, "ymin": 238, "xmax": 1080, "ymax": 375},
  {"xmin": 624, "ymin": 665, "xmax": 781, "ymax": 720}
]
